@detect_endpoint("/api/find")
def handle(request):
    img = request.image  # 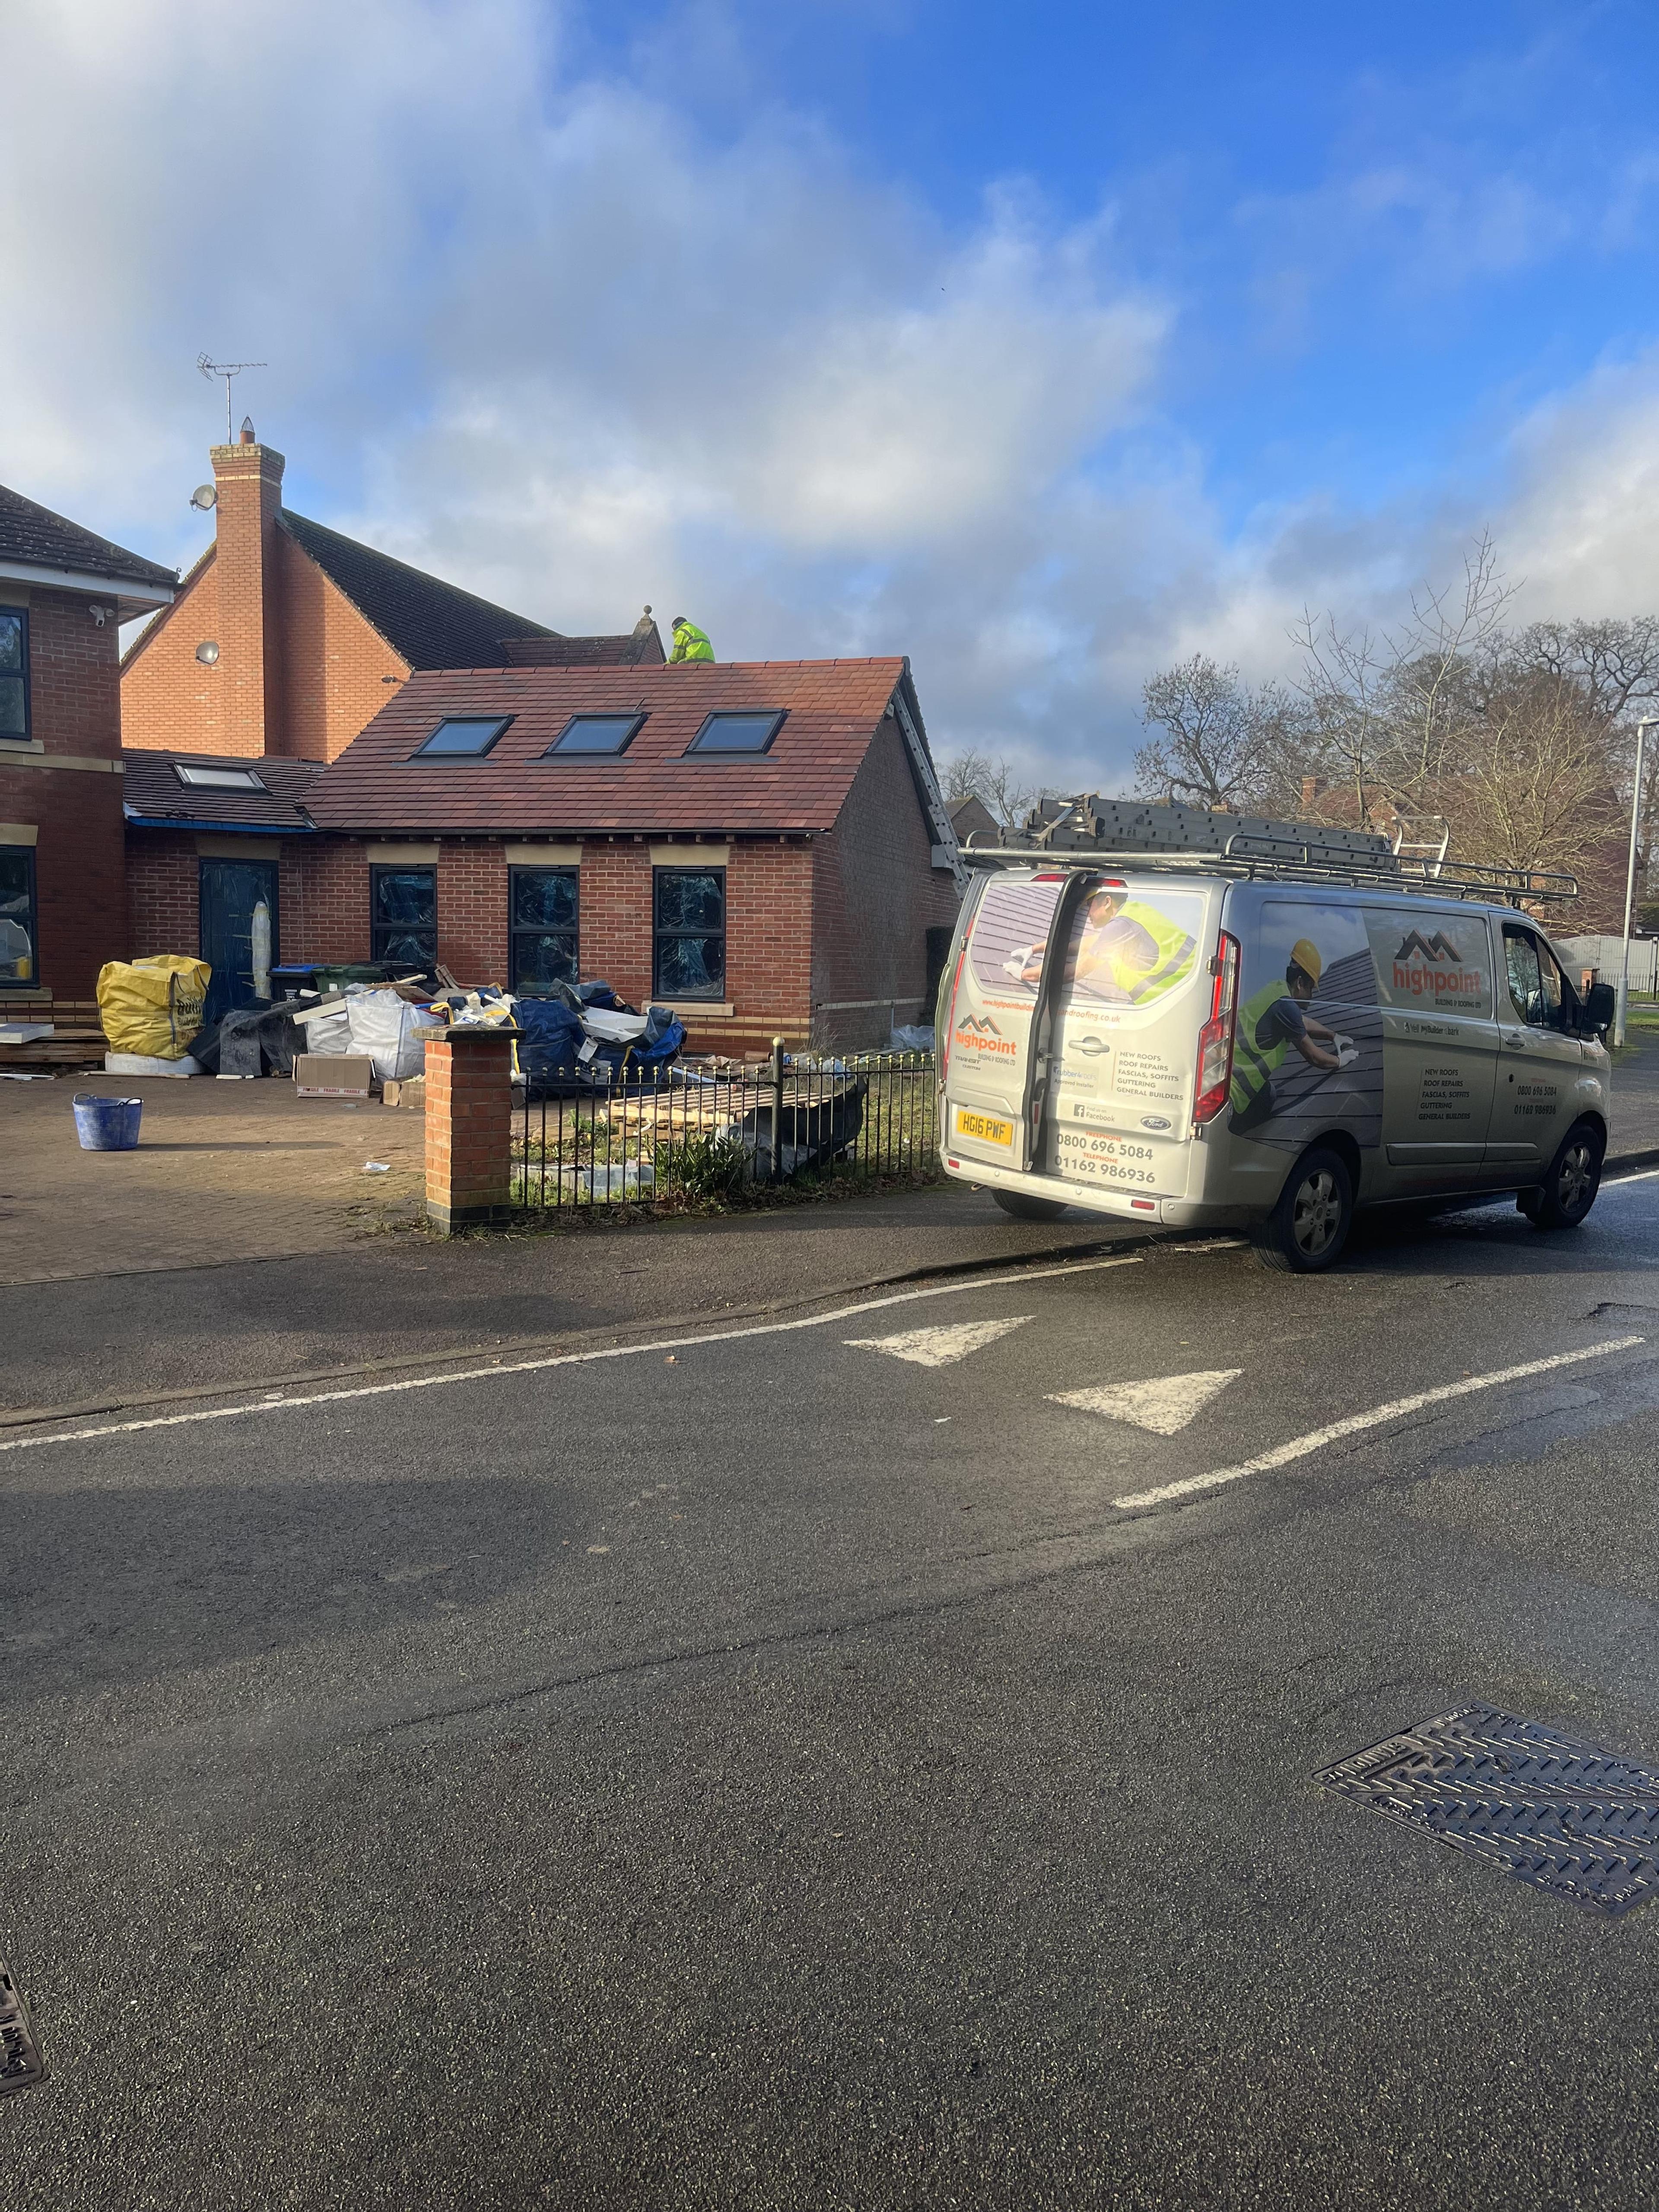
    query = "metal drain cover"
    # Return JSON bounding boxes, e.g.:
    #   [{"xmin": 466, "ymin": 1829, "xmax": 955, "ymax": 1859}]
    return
[
  {"xmin": 1316, "ymin": 1703, "xmax": 1659, "ymax": 1916},
  {"xmin": 0, "ymin": 1961, "xmax": 45, "ymax": 2096}
]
